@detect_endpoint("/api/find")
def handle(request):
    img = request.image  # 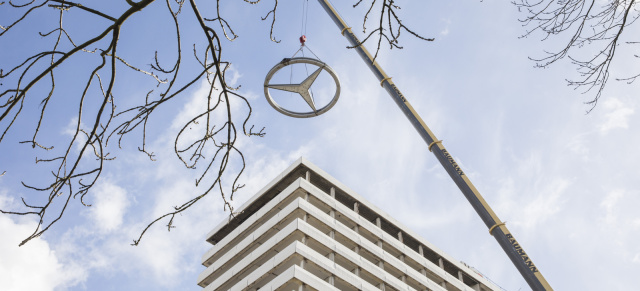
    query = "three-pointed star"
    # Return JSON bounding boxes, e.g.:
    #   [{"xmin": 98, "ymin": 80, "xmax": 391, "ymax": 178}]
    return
[{"xmin": 266, "ymin": 67, "xmax": 323, "ymax": 112}]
